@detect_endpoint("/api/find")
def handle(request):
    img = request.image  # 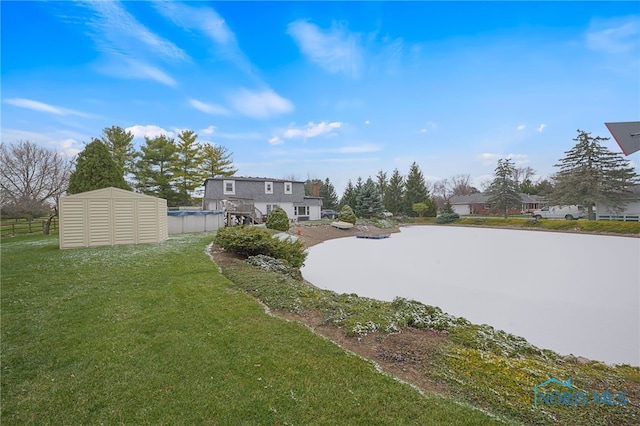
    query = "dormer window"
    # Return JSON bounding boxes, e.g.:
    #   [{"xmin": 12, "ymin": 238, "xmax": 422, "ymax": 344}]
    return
[
  {"xmin": 265, "ymin": 181, "xmax": 273, "ymax": 194},
  {"xmin": 284, "ymin": 182, "xmax": 292, "ymax": 195},
  {"xmin": 223, "ymin": 180, "xmax": 235, "ymax": 195}
]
